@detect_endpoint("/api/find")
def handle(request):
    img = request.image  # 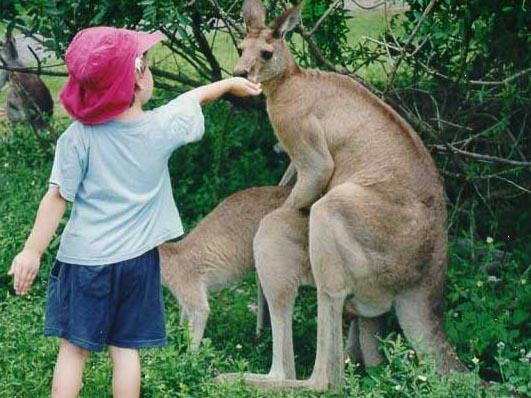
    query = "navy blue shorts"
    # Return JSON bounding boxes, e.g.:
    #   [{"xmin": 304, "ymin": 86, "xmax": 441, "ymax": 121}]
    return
[{"xmin": 43, "ymin": 247, "xmax": 166, "ymax": 352}]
